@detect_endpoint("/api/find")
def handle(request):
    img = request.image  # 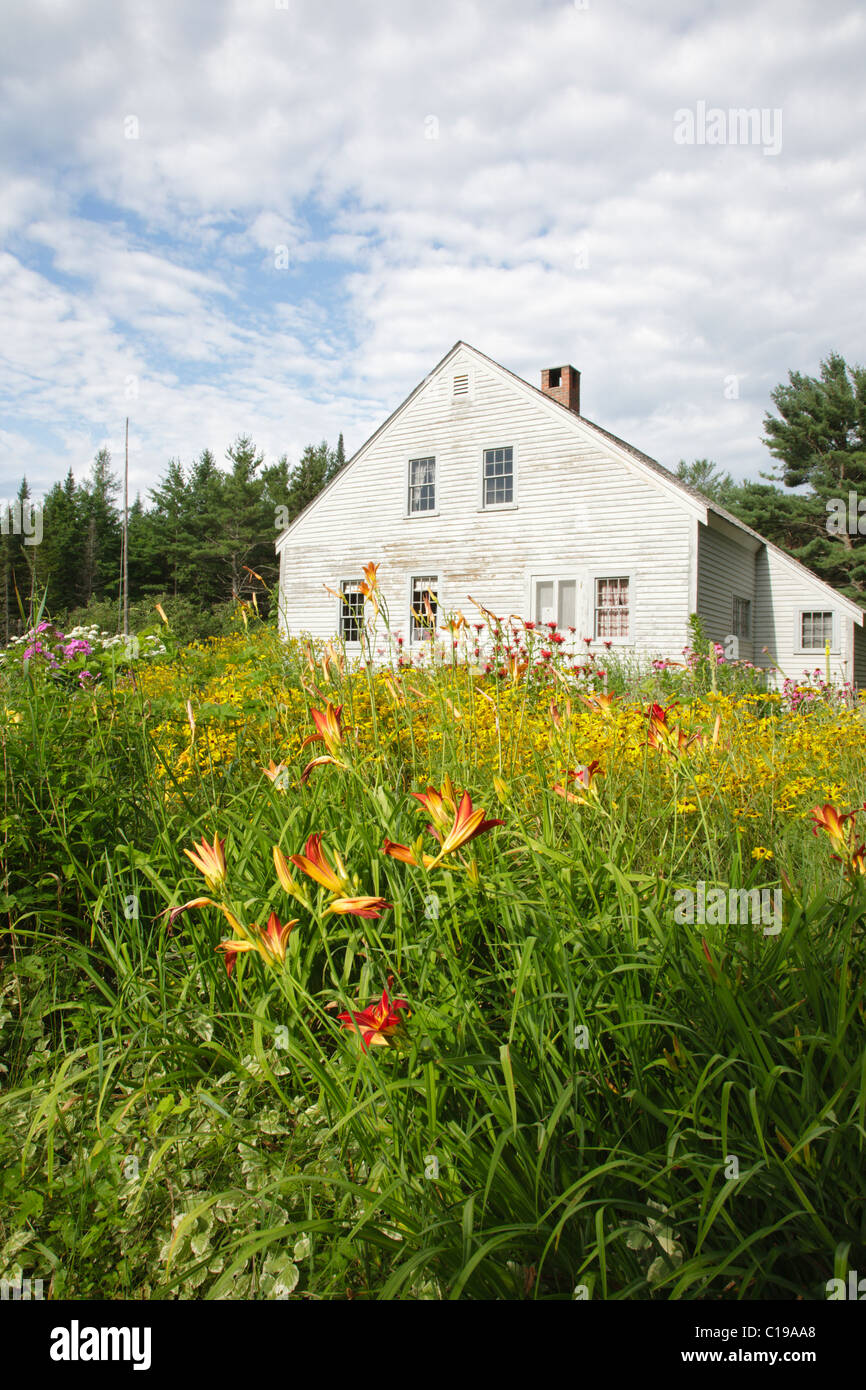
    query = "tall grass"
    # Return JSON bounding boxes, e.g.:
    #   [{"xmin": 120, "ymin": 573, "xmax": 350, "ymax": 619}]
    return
[{"xmin": 1, "ymin": 610, "xmax": 865, "ymax": 1299}]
